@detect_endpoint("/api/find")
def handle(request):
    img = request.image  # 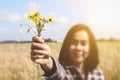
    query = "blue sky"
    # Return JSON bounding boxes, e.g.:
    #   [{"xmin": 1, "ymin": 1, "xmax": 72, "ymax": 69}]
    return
[{"xmin": 0, "ymin": 0, "xmax": 120, "ymax": 41}]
